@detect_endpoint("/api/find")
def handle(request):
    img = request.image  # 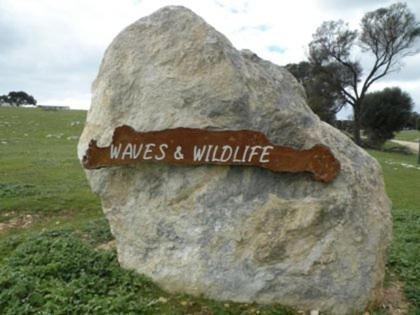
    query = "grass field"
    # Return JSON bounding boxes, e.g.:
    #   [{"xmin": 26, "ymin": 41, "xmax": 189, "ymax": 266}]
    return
[
  {"xmin": 395, "ymin": 129, "xmax": 420, "ymax": 142},
  {"xmin": 1, "ymin": 107, "xmax": 419, "ymax": 314},
  {"xmin": 0, "ymin": 107, "xmax": 100, "ymax": 212},
  {"xmin": 367, "ymin": 149, "xmax": 420, "ymax": 312}
]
